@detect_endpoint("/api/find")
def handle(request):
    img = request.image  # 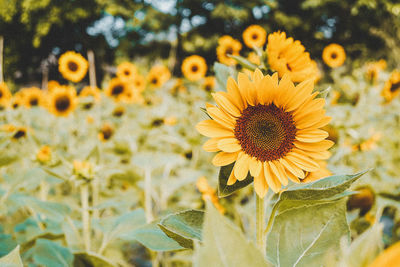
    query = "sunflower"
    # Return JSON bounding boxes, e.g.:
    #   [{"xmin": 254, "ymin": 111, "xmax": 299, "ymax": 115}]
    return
[
  {"xmin": 171, "ymin": 78, "xmax": 187, "ymax": 95},
  {"xmin": 267, "ymin": 31, "xmax": 317, "ymax": 83},
  {"xmin": 0, "ymin": 82, "xmax": 12, "ymax": 108},
  {"xmin": 47, "ymin": 80, "xmax": 60, "ymax": 92},
  {"xmin": 381, "ymin": 70, "xmax": 400, "ymax": 102},
  {"xmin": 11, "ymin": 91, "xmax": 25, "ymax": 109},
  {"xmin": 203, "ymin": 76, "xmax": 215, "ymax": 92},
  {"xmin": 37, "ymin": 145, "xmax": 52, "ymax": 163},
  {"xmin": 79, "ymin": 86, "xmax": 101, "ymax": 102},
  {"xmin": 46, "ymin": 87, "xmax": 77, "ymax": 116},
  {"xmin": 58, "ymin": 51, "xmax": 89, "ymax": 83},
  {"xmin": 105, "ymin": 78, "xmax": 129, "ymax": 101},
  {"xmin": 98, "ymin": 123, "xmax": 114, "ymax": 142},
  {"xmin": 116, "ymin": 62, "xmax": 138, "ymax": 82},
  {"xmin": 22, "ymin": 87, "xmax": 45, "ymax": 108},
  {"xmin": 216, "ymin": 35, "xmax": 242, "ymax": 66},
  {"xmin": 248, "ymin": 52, "xmax": 261, "ymax": 65},
  {"xmin": 120, "ymin": 87, "xmax": 144, "ymax": 104},
  {"xmin": 181, "ymin": 55, "xmax": 207, "ymax": 81},
  {"xmin": 196, "ymin": 69, "xmax": 333, "ymax": 197},
  {"xmin": 11, "ymin": 127, "xmax": 28, "ymax": 140},
  {"xmin": 242, "ymin": 25, "xmax": 267, "ymax": 48},
  {"xmin": 366, "ymin": 59, "xmax": 386, "ymax": 82},
  {"xmin": 301, "ymin": 160, "xmax": 331, "ymax": 183},
  {"xmin": 147, "ymin": 65, "xmax": 171, "ymax": 88},
  {"xmin": 322, "ymin": 44, "xmax": 346, "ymax": 68},
  {"xmin": 131, "ymin": 74, "xmax": 146, "ymax": 92},
  {"xmin": 112, "ymin": 106, "xmax": 125, "ymax": 117}
]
